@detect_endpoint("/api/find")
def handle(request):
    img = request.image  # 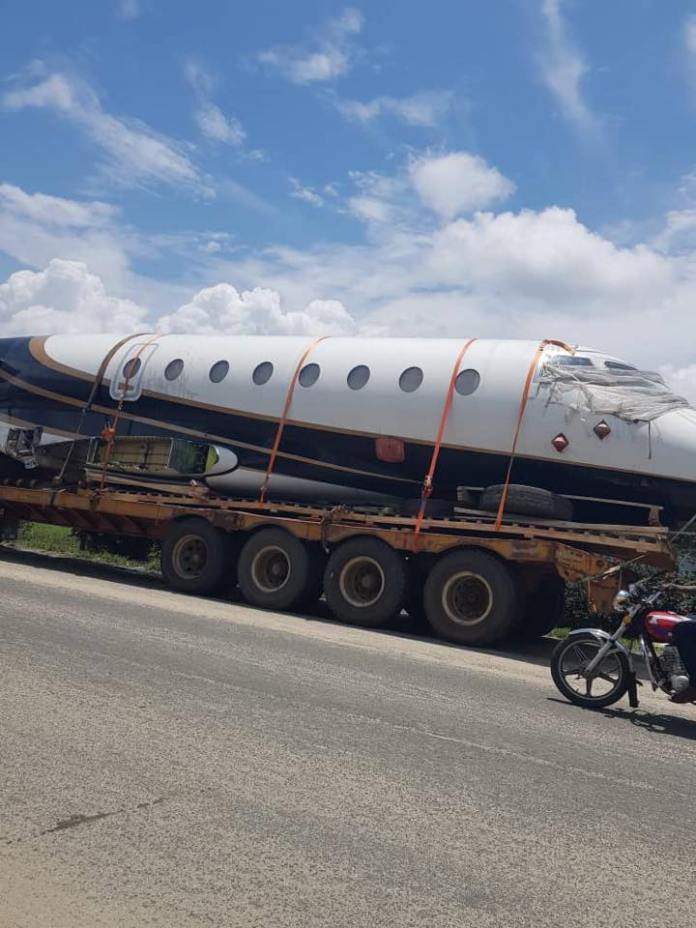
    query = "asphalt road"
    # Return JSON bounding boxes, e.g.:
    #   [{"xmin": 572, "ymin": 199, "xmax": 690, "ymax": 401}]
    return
[{"xmin": 2, "ymin": 549, "xmax": 696, "ymax": 928}]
